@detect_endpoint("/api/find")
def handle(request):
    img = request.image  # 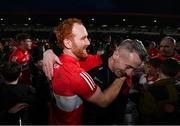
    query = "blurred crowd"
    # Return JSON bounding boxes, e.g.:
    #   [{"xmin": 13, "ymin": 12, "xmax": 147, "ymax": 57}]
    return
[{"xmin": 0, "ymin": 21, "xmax": 180, "ymax": 125}]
